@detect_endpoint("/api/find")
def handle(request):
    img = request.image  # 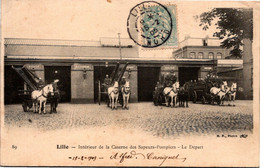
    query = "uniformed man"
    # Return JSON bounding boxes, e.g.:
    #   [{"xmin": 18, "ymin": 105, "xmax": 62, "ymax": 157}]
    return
[
  {"xmin": 155, "ymin": 81, "xmax": 163, "ymax": 89},
  {"xmin": 37, "ymin": 78, "xmax": 45, "ymax": 89},
  {"xmin": 171, "ymin": 73, "xmax": 177, "ymax": 84},
  {"xmin": 120, "ymin": 76, "xmax": 126, "ymax": 86},
  {"xmin": 104, "ymin": 74, "xmax": 111, "ymax": 89}
]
